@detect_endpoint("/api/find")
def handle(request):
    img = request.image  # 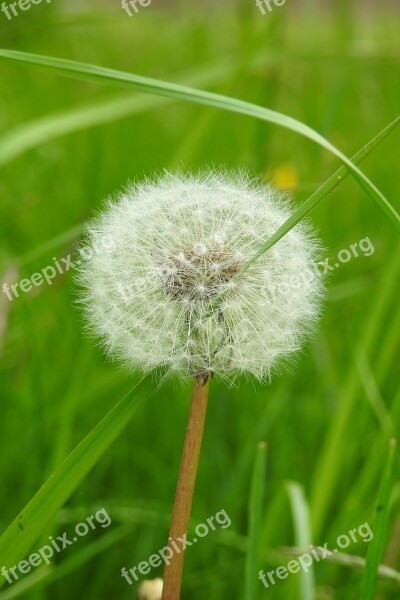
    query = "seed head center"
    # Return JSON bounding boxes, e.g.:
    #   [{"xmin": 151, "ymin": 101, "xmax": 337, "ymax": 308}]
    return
[{"xmin": 156, "ymin": 244, "xmax": 242, "ymax": 301}]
